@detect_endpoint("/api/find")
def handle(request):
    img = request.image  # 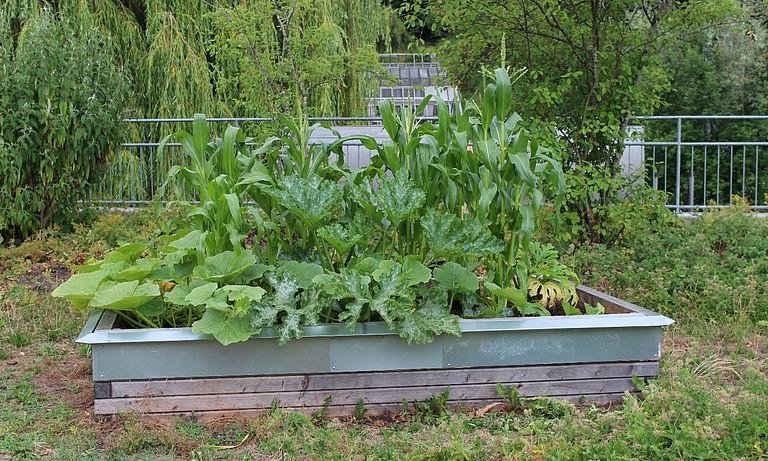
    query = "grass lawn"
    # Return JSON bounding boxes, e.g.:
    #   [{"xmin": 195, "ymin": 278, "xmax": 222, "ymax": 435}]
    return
[{"xmin": 1, "ymin": 209, "xmax": 766, "ymax": 460}]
